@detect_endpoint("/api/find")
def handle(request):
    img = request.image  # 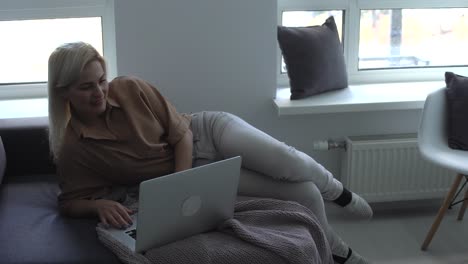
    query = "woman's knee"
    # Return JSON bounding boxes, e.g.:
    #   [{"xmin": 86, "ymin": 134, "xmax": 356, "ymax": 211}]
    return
[{"xmin": 239, "ymin": 169, "xmax": 326, "ymax": 216}]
